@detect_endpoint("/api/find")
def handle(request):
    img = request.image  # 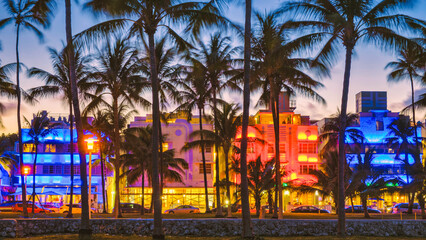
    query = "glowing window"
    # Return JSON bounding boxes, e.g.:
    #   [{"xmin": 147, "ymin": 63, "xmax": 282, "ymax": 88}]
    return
[
  {"xmin": 308, "ymin": 157, "xmax": 318, "ymax": 162},
  {"xmin": 308, "ymin": 135, "xmax": 318, "ymax": 141},
  {"xmin": 23, "ymin": 144, "xmax": 35, "ymax": 153},
  {"xmin": 298, "ymin": 155, "xmax": 307, "ymax": 162},
  {"xmin": 162, "ymin": 143, "xmax": 169, "ymax": 152},
  {"xmin": 297, "ymin": 133, "xmax": 307, "ymax": 140},
  {"xmin": 45, "ymin": 144, "xmax": 56, "ymax": 153}
]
